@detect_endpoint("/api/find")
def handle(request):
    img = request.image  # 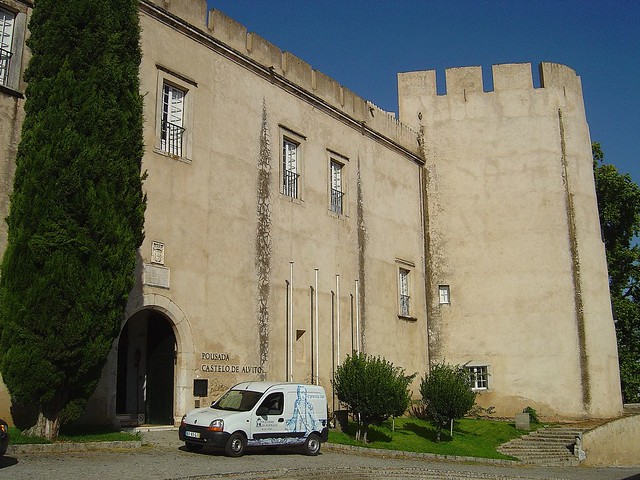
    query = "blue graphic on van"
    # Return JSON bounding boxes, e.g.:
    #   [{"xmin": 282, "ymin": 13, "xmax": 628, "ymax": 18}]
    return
[{"xmin": 286, "ymin": 385, "xmax": 321, "ymax": 433}]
